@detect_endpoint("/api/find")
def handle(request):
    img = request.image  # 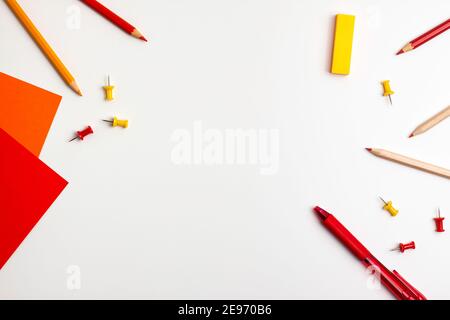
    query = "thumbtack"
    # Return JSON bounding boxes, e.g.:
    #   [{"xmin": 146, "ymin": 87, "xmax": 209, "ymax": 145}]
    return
[
  {"xmin": 381, "ymin": 80, "xmax": 394, "ymax": 105},
  {"xmin": 103, "ymin": 75, "xmax": 115, "ymax": 101},
  {"xmin": 434, "ymin": 208, "xmax": 445, "ymax": 232},
  {"xmin": 380, "ymin": 197, "xmax": 399, "ymax": 216},
  {"xmin": 69, "ymin": 126, "xmax": 94, "ymax": 142},
  {"xmin": 102, "ymin": 117, "xmax": 128, "ymax": 128},
  {"xmin": 391, "ymin": 241, "xmax": 415, "ymax": 253}
]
